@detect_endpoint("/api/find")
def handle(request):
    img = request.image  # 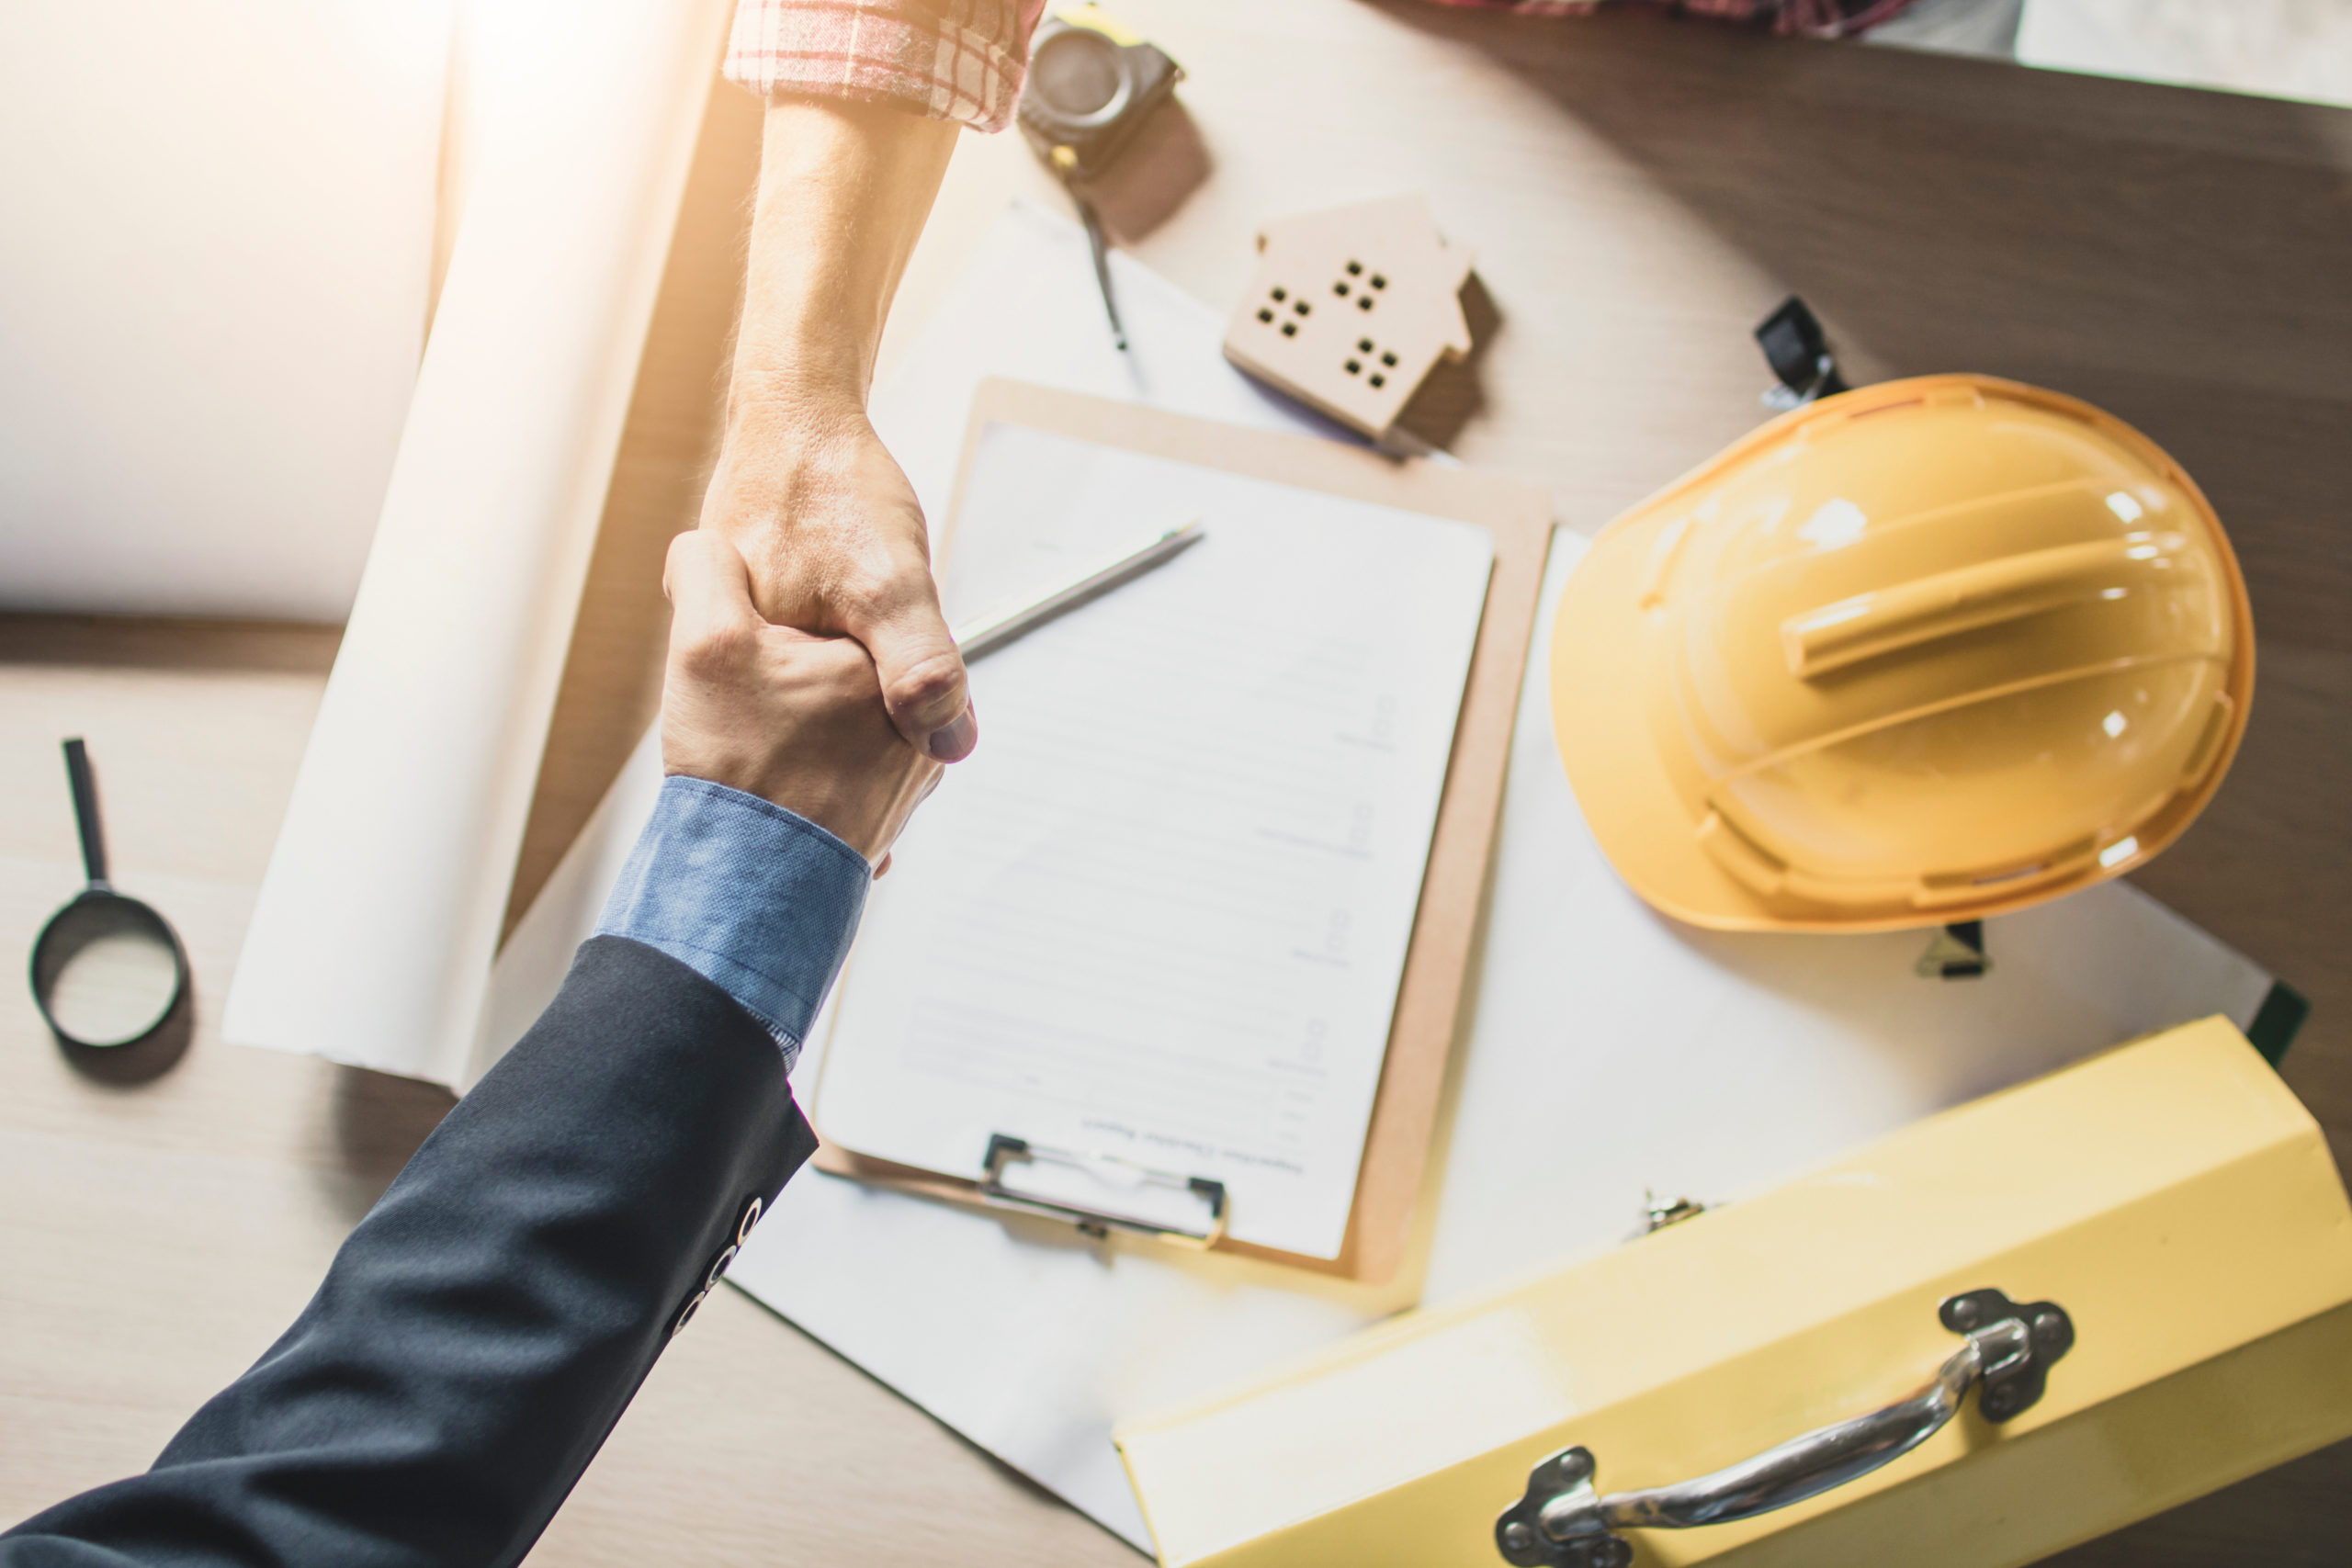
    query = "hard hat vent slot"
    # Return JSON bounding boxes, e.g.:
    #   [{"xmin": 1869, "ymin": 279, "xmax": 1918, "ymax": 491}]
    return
[
  {"xmin": 1920, "ymin": 837, "xmax": 2098, "ymax": 903},
  {"xmin": 1695, "ymin": 810, "xmax": 1786, "ymax": 897},
  {"xmin": 1638, "ymin": 515, "xmax": 1696, "ymax": 610},
  {"xmin": 2177, "ymin": 695, "xmax": 2233, "ymax": 791},
  {"xmin": 1840, "ymin": 396, "xmax": 1925, "ymax": 423}
]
